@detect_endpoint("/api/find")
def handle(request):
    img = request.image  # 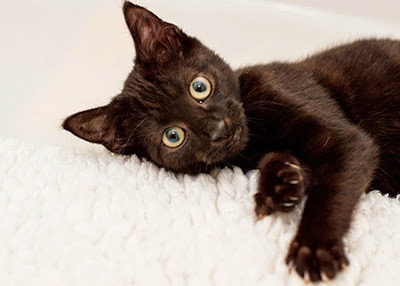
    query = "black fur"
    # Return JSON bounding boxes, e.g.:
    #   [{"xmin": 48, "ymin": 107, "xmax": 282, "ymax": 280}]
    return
[{"xmin": 62, "ymin": 2, "xmax": 400, "ymax": 282}]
